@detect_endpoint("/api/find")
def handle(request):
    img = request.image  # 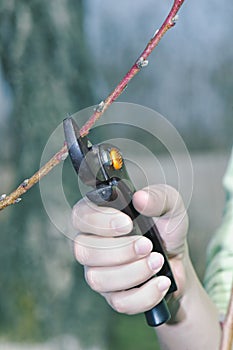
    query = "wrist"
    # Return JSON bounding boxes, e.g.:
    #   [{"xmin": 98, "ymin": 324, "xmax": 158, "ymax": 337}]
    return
[{"xmin": 166, "ymin": 242, "xmax": 195, "ymax": 323}]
